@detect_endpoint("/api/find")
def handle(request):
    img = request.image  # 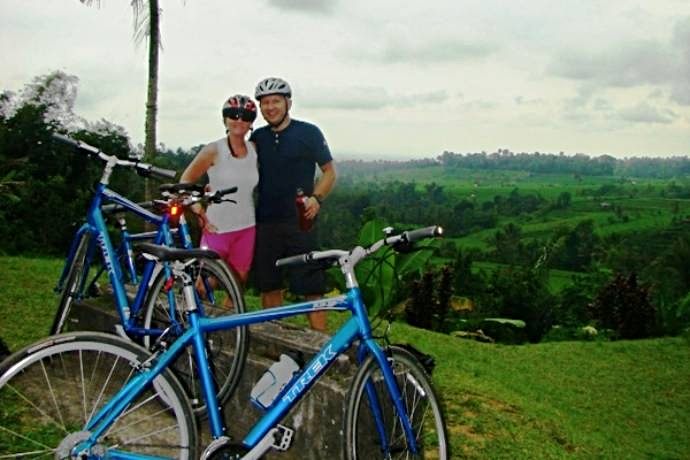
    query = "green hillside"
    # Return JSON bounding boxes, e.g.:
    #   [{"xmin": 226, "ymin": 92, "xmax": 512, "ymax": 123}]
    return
[{"xmin": 1, "ymin": 256, "xmax": 689, "ymax": 458}]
